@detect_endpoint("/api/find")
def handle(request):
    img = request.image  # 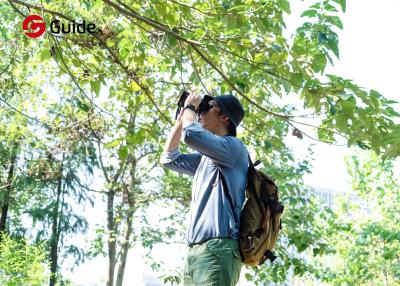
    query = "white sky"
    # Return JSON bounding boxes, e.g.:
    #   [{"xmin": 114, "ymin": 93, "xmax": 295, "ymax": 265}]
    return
[
  {"xmin": 68, "ymin": 1, "xmax": 400, "ymax": 285},
  {"xmin": 301, "ymin": 0, "xmax": 400, "ymax": 191}
]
